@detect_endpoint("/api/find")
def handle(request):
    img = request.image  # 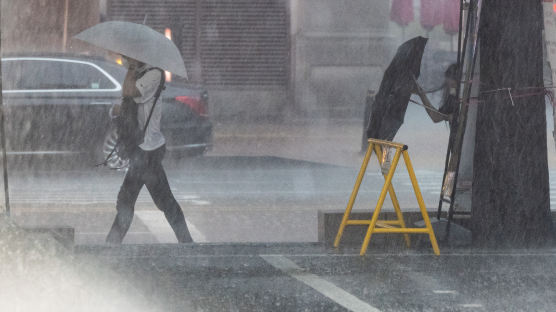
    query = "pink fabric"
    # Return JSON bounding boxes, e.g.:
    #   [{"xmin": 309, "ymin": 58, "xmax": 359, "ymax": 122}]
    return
[
  {"xmin": 390, "ymin": 0, "xmax": 414, "ymax": 27},
  {"xmin": 443, "ymin": 0, "xmax": 461, "ymax": 34},
  {"xmin": 420, "ymin": 0, "xmax": 443, "ymax": 31}
]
